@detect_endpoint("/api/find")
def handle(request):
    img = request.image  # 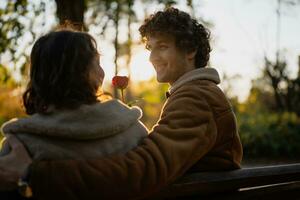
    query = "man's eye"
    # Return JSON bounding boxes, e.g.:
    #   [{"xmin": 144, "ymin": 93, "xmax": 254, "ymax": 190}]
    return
[
  {"xmin": 159, "ymin": 45, "xmax": 168, "ymax": 50},
  {"xmin": 146, "ymin": 45, "xmax": 152, "ymax": 51}
]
